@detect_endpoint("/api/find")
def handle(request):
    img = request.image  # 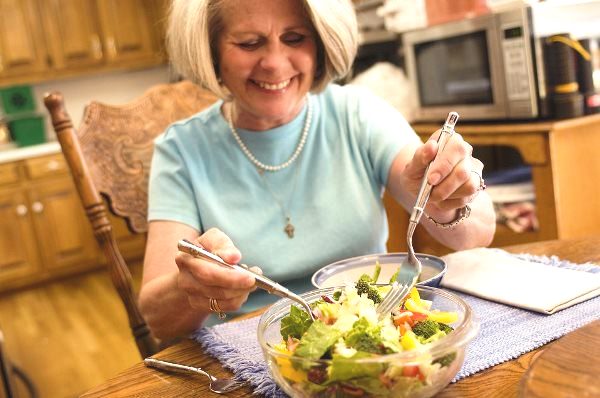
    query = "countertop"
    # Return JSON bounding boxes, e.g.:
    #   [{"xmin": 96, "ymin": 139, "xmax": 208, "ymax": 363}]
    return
[{"xmin": 0, "ymin": 141, "xmax": 61, "ymax": 164}]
